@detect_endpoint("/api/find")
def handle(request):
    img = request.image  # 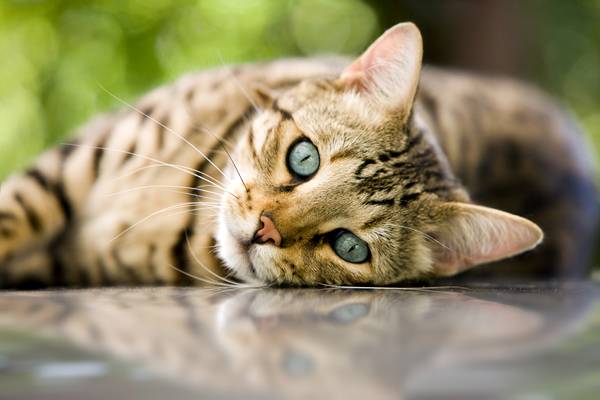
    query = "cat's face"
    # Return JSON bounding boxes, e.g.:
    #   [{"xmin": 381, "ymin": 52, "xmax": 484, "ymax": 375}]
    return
[
  {"xmin": 216, "ymin": 23, "xmax": 542, "ymax": 286},
  {"xmin": 217, "ymin": 79, "xmax": 448, "ymax": 285}
]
